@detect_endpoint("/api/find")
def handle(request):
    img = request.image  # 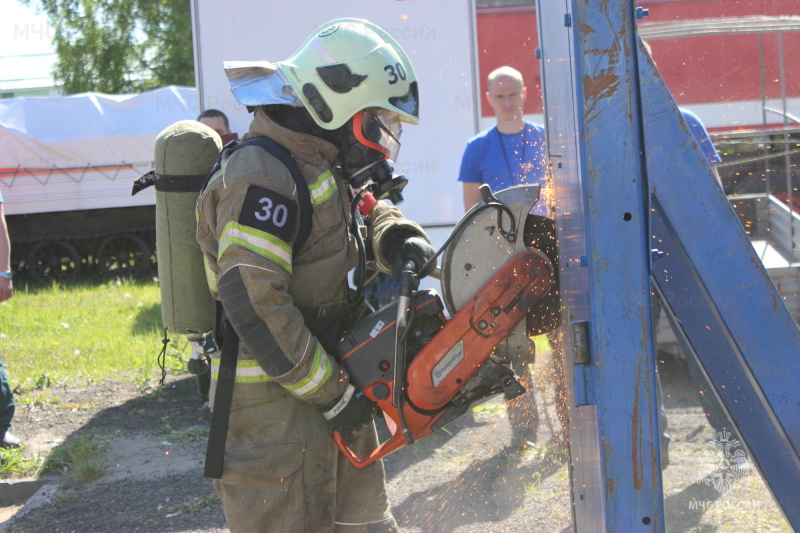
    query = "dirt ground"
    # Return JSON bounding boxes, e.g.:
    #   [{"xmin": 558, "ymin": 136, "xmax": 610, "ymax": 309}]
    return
[{"xmin": 0, "ymin": 350, "xmax": 792, "ymax": 533}]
